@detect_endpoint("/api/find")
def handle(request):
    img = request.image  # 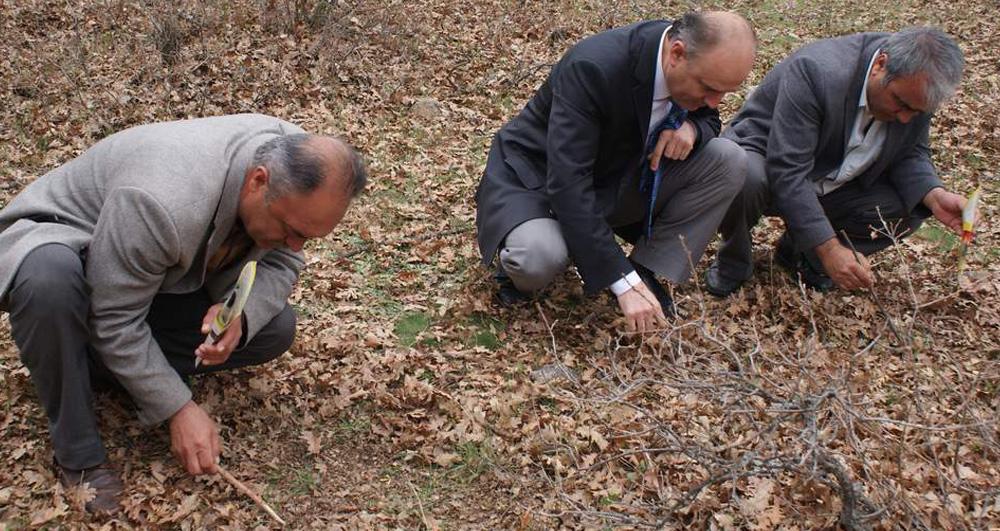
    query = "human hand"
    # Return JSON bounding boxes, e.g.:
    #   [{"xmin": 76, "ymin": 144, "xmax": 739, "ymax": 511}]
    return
[
  {"xmin": 616, "ymin": 282, "xmax": 667, "ymax": 333},
  {"xmin": 196, "ymin": 303, "xmax": 243, "ymax": 366},
  {"xmin": 169, "ymin": 401, "xmax": 220, "ymax": 475},
  {"xmin": 815, "ymin": 238, "xmax": 874, "ymax": 290},
  {"xmin": 650, "ymin": 121, "xmax": 697, "ymax": 170},
  {"xmin": 923, "ymin": 187, "xmax": 969, "ymax": 235}
]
